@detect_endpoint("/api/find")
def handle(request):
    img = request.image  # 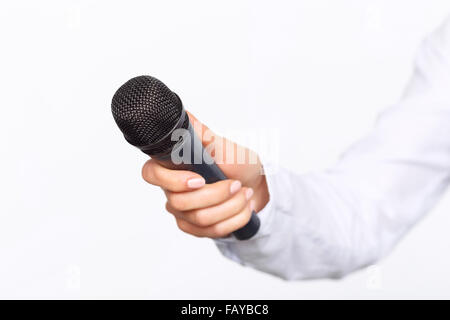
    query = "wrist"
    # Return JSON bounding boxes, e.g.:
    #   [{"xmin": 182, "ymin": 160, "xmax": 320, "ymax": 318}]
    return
[{"xmin": 253, "ymin": 174, "xmax": 270, "ymax": 213}]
